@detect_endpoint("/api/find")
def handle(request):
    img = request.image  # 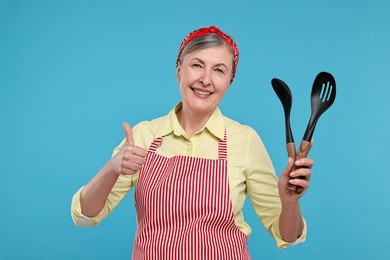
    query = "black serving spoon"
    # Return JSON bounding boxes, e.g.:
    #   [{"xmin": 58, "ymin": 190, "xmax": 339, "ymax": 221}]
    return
[
  {"xmin": 272, "ymin": 72, "xmax": 336, "ymax": 194},
  {"xmin": 271, "ymin": 78, "xmax": 298, "ymax": 191},
  {"xmin": 272, "ymin": 78, "xmax": 300, "ymax": 192},
  {"xmin": 271, "ymin": 78, "xmax": 295, "ymax": 151}
]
